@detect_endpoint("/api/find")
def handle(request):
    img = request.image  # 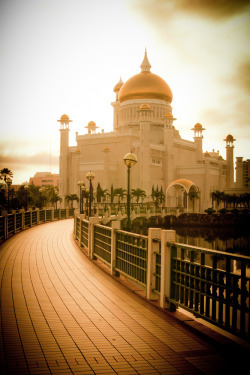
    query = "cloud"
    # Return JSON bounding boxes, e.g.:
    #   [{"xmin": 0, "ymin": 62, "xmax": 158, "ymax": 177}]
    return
[
  {"xmin": 0, "ymin": 152, "xmax": 58, "ymax": 167},
  {"xmin": 0, "ymin": 152, "xmax": 59, "ymax": 184},
  {"xmin": 132, "ymin": 0, "xmax": 250, "ymax": 21},
  {"xmin": 229, "ymin": 60, "xmax": 250, "ymax": 94}
]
